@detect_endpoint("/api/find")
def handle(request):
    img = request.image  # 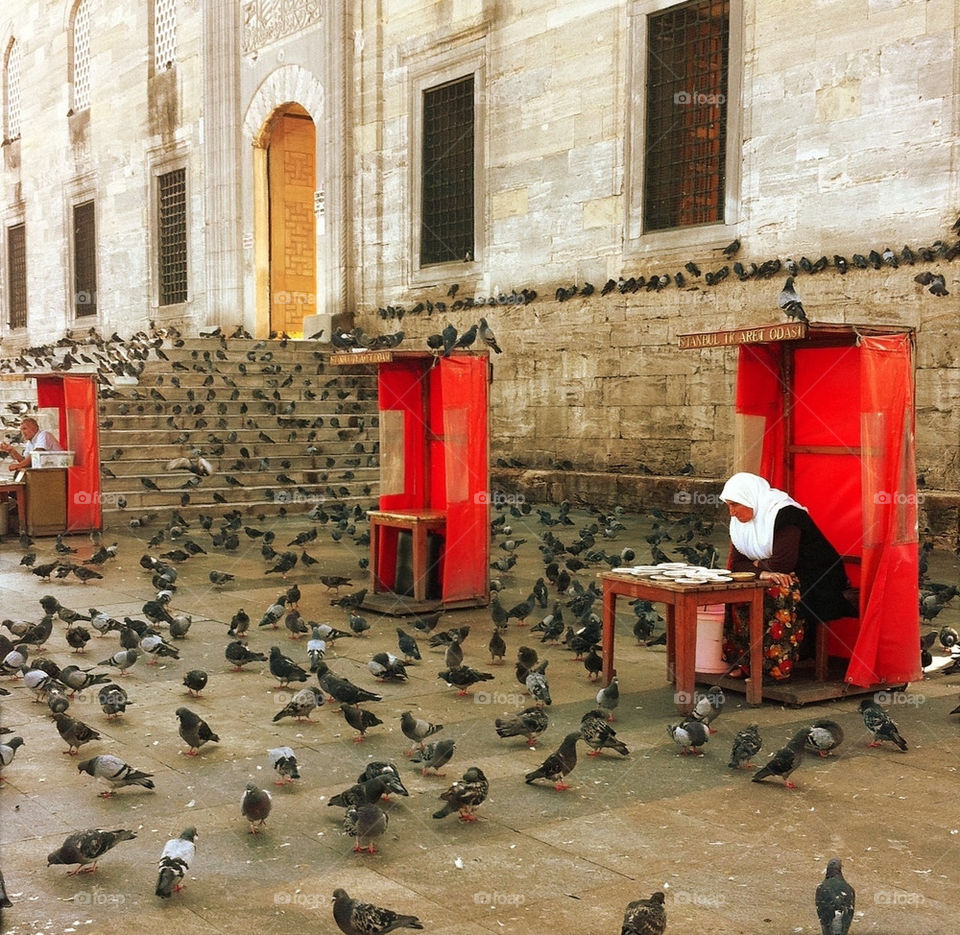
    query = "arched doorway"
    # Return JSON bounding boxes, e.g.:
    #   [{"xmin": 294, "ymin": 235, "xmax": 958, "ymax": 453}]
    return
[{"xmin": 264, "ymin": 104, "xmax": 316, "ymax": 337}]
